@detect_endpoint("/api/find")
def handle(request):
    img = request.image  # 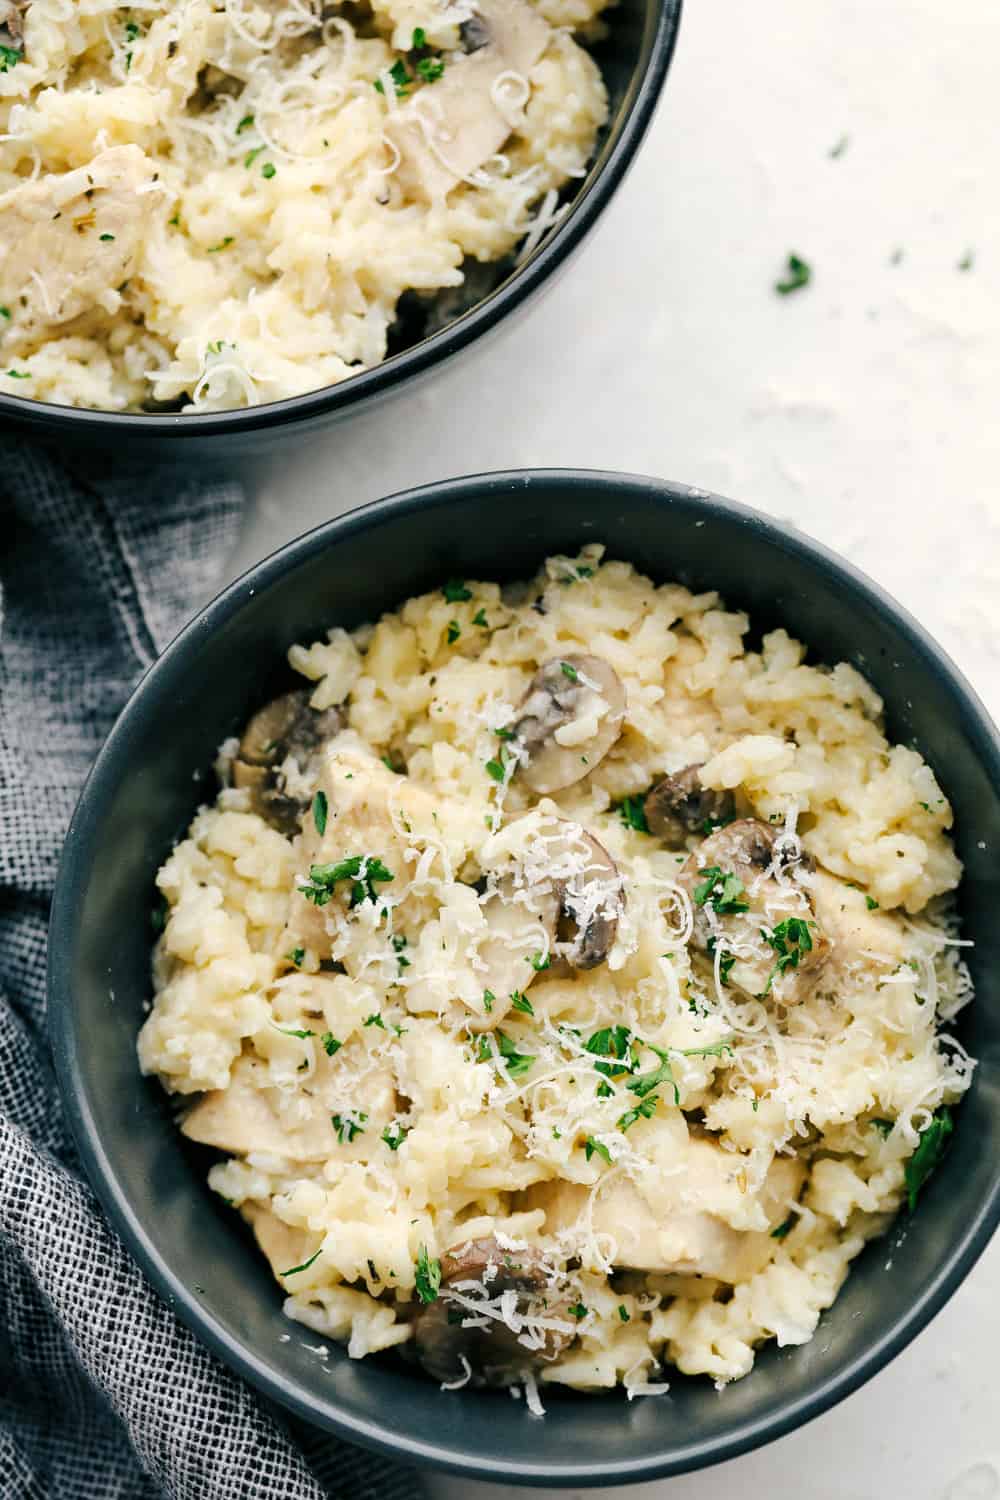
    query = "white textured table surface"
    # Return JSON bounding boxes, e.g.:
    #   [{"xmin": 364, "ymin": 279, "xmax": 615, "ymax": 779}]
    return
[{"xmin": 225, "ymin": 0, "xmax": 1000, "ymax": 1494}]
